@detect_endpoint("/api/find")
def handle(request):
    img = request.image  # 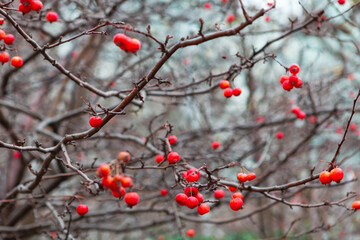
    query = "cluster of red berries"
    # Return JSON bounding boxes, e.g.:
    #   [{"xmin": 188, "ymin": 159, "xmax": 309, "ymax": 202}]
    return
[
  {"xmin": 319, "ymin": 167, "xmax": 344, "ymax": 184},
  {"xmin": 97, "ymin": 152, "xmax": 140, "ymax": 207},
  {"xmin": 291, "ymin": 106, "xmax": 306, "ymax": 119},
  {"xmin": 280, "ymin": 64, "xmax": 303, "ymax": 91},
  {"xmin": 0, "ymin": 27, "xmax": 23, "ymax": 67},
  {"xmin": 237, "ymin": 171, "xmax": 257, "ymax": 183},
  {"xmin": 18, "ymin": 0, "xmax": 43, "ymax": 14},
  {"xmin": 113, "ymin": 33, "xmax": 141, "ymax": 53},
  {"xmin": 219, "ymin": 80, "xmax": 242, "ymax": 98},
  {"xmin": 154, "ymin": 135, "xmax": 180, "ymax": 164},
  {"xmin": 229, "ymin": 192, "xmax": 244, "ymax": 211},
  {"xmin": 175, "ymin": 187, "xmax": 210, "ymax": 215}
]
